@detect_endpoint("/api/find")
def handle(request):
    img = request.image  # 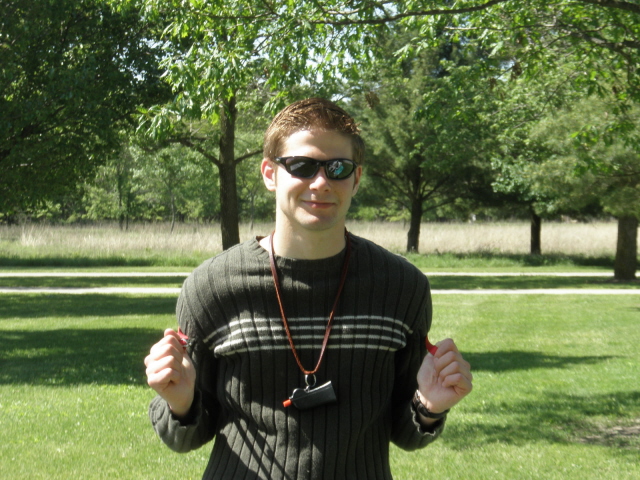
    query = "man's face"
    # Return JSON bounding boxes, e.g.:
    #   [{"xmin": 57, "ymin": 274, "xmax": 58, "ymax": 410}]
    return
[{"xmin": 261, "ymin": 129, "xmax": 362, "ymax": 236}]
